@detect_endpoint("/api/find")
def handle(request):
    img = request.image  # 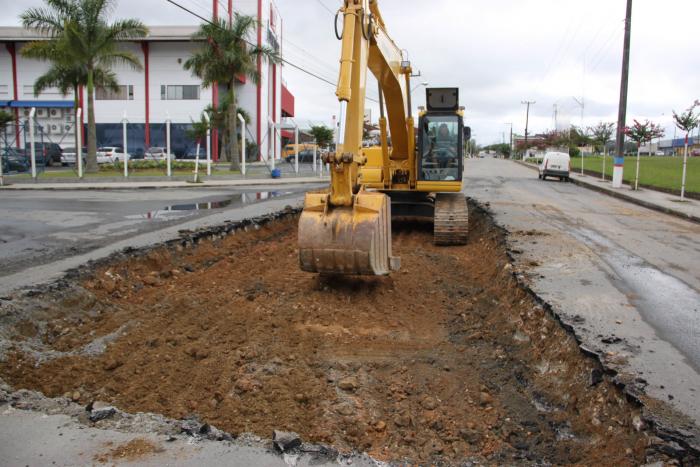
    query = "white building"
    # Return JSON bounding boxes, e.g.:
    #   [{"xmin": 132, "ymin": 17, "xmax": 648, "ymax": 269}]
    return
[{"xmin": 0, "ymin": 0, "xmax": 294, "ymax": 160}]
